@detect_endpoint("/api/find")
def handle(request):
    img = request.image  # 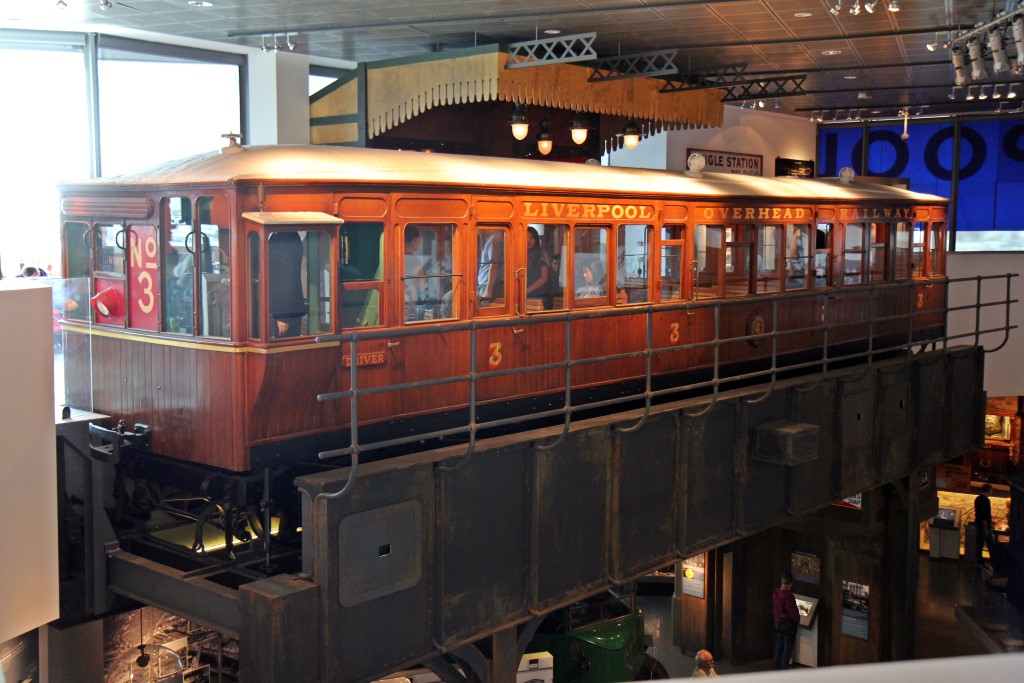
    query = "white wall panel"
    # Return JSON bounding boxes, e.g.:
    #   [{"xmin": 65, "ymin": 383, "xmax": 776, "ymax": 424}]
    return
[{"xmin": 0, "ymin": 282, "xmax": 59, "ymax": 642}]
